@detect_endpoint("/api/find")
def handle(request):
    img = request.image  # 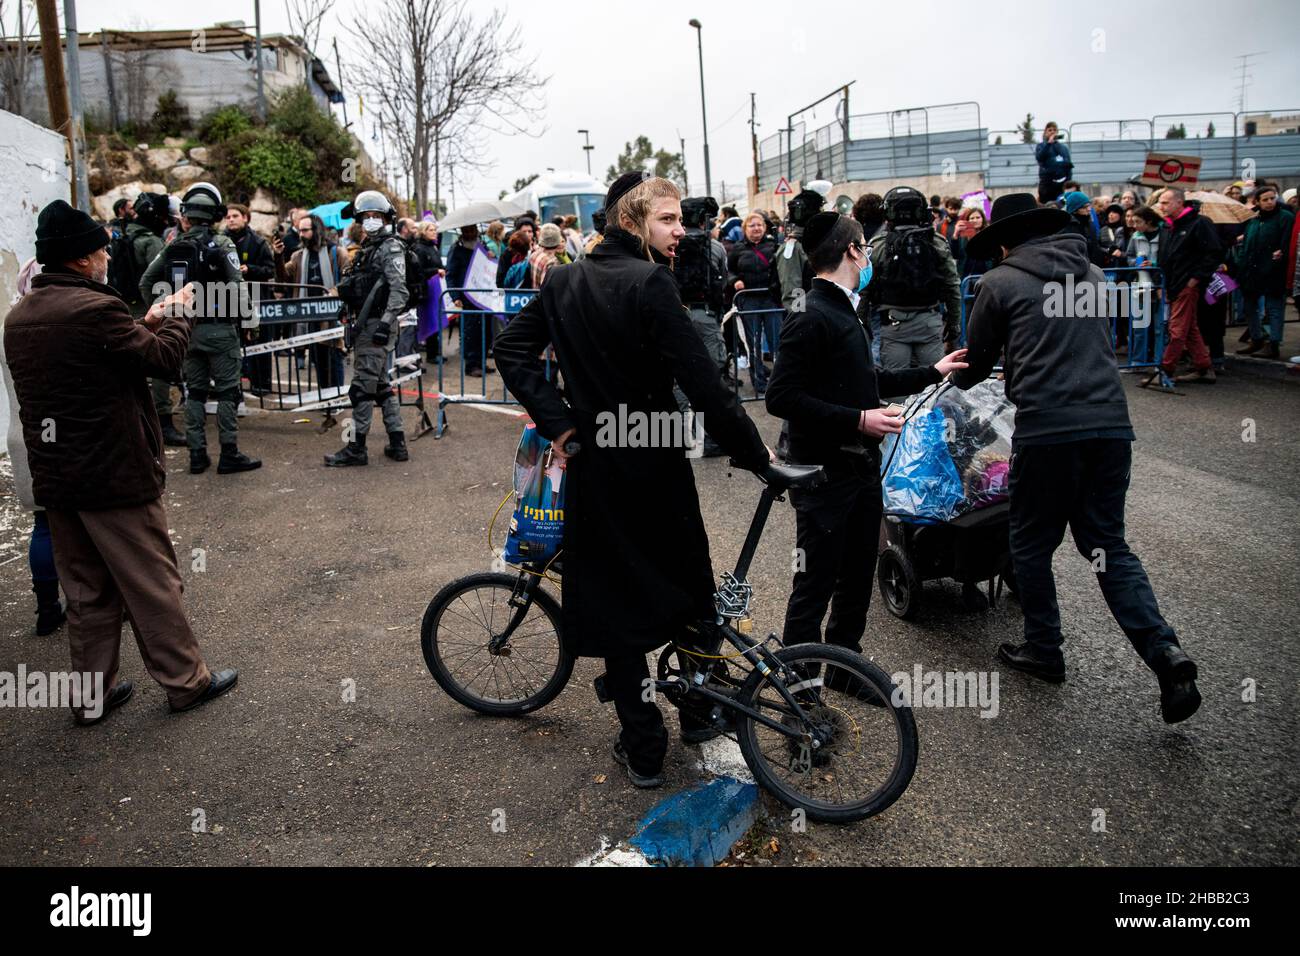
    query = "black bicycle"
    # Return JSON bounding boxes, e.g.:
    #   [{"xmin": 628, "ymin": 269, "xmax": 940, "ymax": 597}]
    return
[{"xmin": 421, "ymin": 460, "xmax": 918, "ymax": 823}]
